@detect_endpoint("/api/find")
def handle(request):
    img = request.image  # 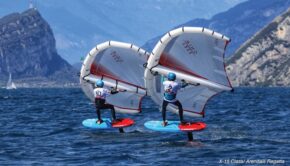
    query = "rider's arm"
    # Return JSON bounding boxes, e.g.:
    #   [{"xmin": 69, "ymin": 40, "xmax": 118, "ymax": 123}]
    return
[
  {"xmin": 181, "ymin": 80, "xmax": 200, "ymax": 87},
  {"xmin": 110, "ymin": 87, "xmax": 119, "ymax": 94},
  {"xmin": 181, "ymin": 80, "xmax": 189, "ymax": 88}
]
